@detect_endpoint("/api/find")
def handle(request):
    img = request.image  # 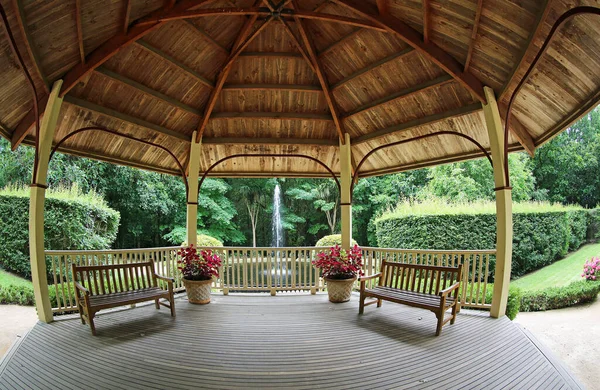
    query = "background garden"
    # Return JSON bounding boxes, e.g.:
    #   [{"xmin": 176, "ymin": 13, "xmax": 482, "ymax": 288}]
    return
[{"xmin": 1, "ymin": 107, "xmax": 599, "ymax": 315}]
